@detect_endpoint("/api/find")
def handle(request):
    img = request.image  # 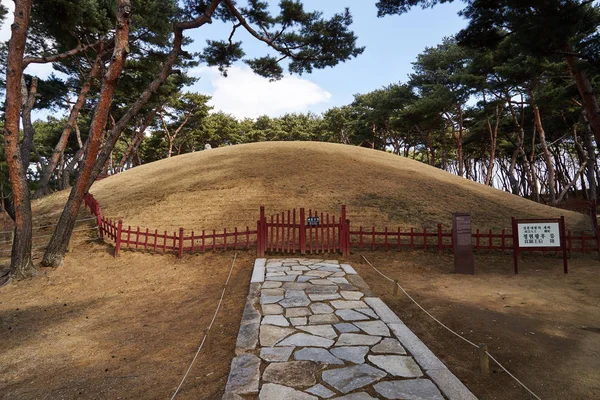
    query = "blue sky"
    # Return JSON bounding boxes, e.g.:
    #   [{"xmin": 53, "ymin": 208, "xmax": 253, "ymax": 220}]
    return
[
  {"xmin": 184, "ymin": 1, "xmax": 467, "ymax": 118},
  {"xmin": 1, "ymin": 0, "xmax": 468, "ymax": 120}
]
